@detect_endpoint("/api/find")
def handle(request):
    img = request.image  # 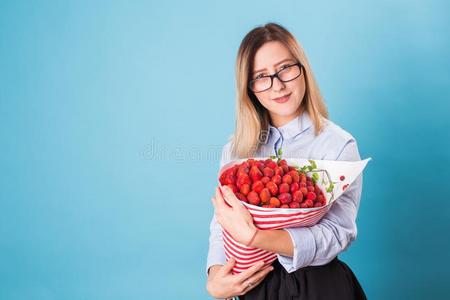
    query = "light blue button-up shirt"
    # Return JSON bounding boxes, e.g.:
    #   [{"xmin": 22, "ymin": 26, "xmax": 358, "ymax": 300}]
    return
[{"xmin": 206, "ymin": 112, "xmax": 363, "ymax": 275}]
